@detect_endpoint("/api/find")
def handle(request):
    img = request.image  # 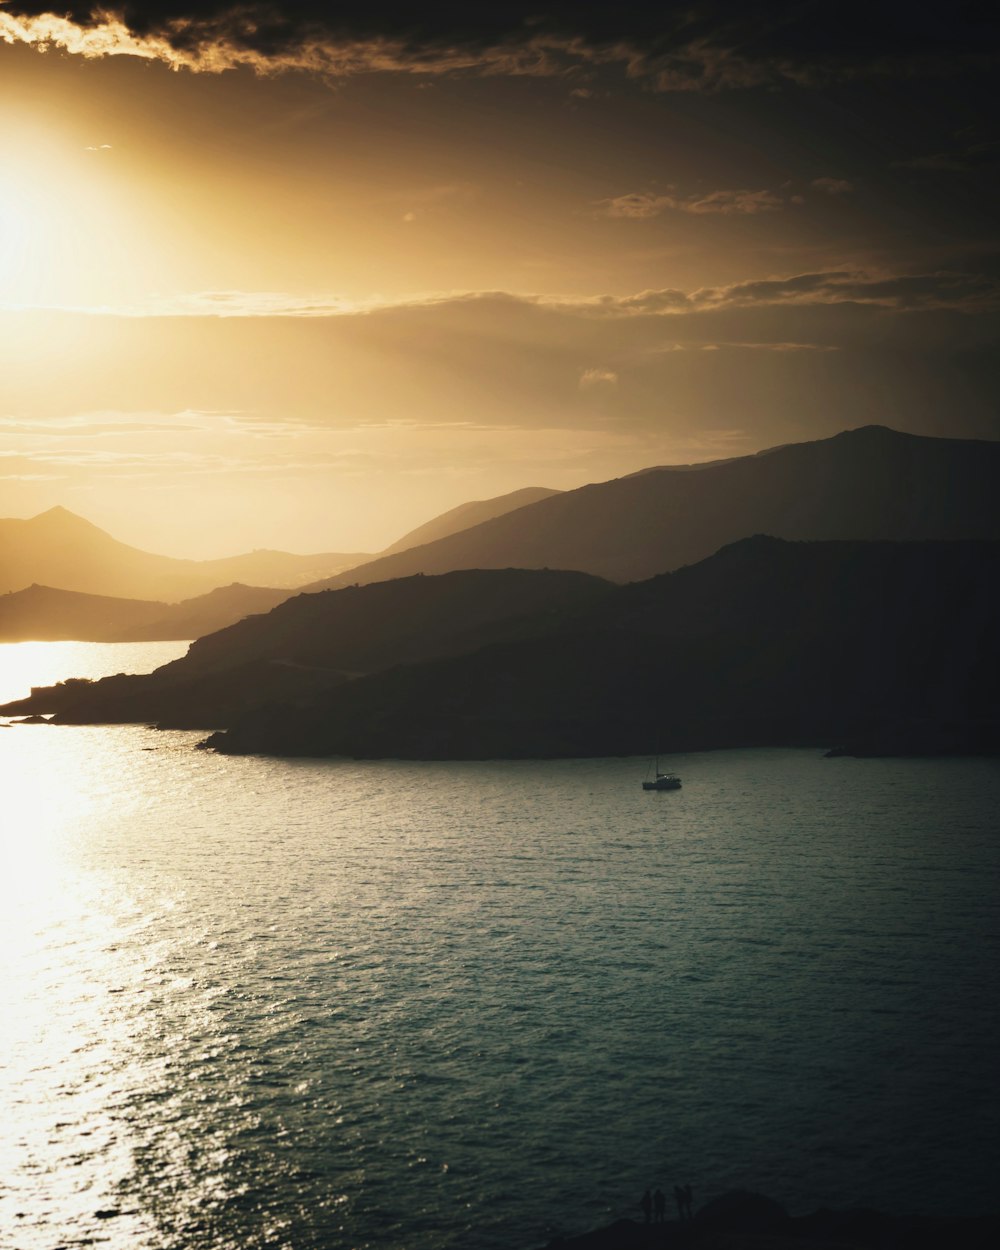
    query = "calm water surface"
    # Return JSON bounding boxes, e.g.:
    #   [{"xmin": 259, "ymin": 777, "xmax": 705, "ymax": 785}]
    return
[{"xmin": 1, "ymin": 643, "xmax": 998, "ymax": 1250}]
